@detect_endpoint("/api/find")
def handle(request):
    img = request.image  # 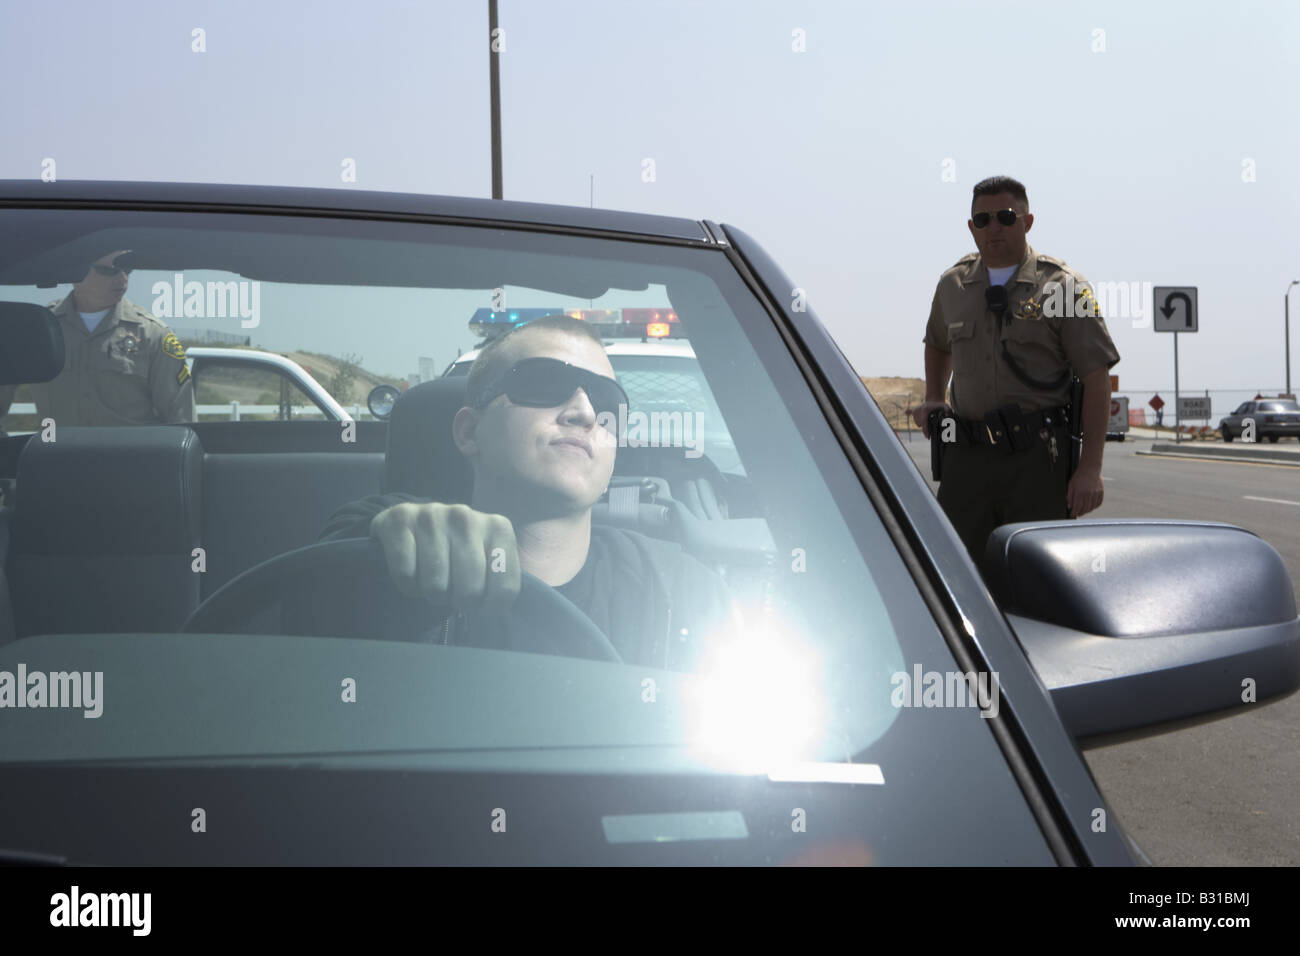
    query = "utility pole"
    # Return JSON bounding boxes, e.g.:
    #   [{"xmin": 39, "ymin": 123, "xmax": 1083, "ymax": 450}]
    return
[
  {"xmin": 488, "ymin": 0, "xmax": 503, "ymax": 199},
  {"xmin": 1286, "ymin": 280, "xmax": 1298, "ymax": 397}
]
